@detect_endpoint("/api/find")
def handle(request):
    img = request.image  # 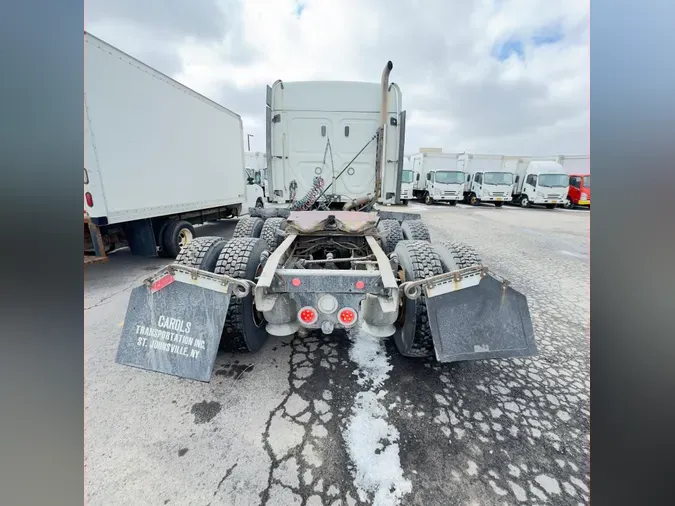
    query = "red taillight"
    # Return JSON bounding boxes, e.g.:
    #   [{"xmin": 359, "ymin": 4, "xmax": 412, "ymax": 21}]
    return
[
  {"xmin": 291, "ymin": 278, "xmax": 302, "ymax": 287},
  {"xmin": 338, "ymin": 307, "xmax": 358, "ymax": 327},
  {"xmin": 355, "ymin": 280, "xmax": 365, "ymax": 290},
  {"xmin": 85, "ymin": 192, "xmax": 94, "ymax": 207},
  {"xmin": 298, "ymin": 306, "xmax": 318, "ymax": 325}
]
